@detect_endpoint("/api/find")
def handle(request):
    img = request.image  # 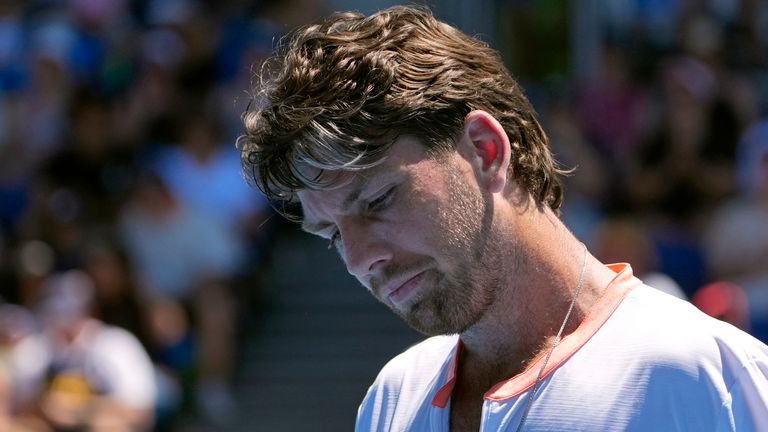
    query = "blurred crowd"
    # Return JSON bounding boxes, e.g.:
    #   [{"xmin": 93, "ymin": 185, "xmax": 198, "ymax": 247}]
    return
[
  {"xmin": 0, "ymin": 0, "xmax": 765, "ymax": 430},
  {"xmin": 545, "ymin": 0, "xmax": 768, "ymax": 341},
  {"xmin": 0, "ymin": 0, "xmax": 294, "ymax": 429}
]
